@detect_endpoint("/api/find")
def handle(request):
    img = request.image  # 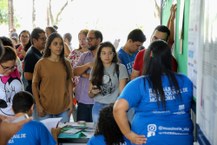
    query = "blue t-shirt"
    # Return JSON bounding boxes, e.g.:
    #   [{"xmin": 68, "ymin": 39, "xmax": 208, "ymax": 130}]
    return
[
  {"xmin": 118, "ymin": 74, "xmax": 194, "ymax": 145},
  {"xmin": 8, "ymin": 121, "xmax": 56, "ymax": 145},
  {"xmin": 118, "ymin": 48, "xmax": 138, "ymax": 75},
  {"xmin": 87, "ymin": 134, "xmax": 130, "ymax": 145}
]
